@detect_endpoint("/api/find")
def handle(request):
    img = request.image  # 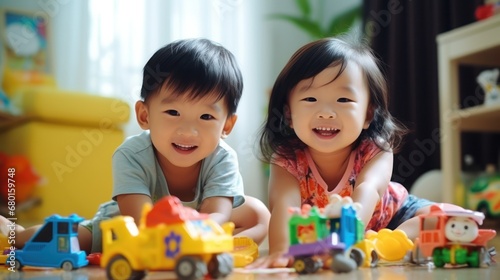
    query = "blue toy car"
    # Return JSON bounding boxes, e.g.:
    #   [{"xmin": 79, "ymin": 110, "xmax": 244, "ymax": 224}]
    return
[{"xmin": 8, "ymin": 214, "xmax": 88, "ymax": 271}]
